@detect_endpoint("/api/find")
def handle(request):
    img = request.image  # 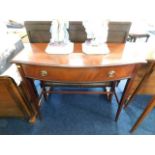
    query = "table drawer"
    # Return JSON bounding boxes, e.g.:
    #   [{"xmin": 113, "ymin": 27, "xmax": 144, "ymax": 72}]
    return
[{"xmin": 22, "ymin": 64, "xmax": 136, "ymax": 82}]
